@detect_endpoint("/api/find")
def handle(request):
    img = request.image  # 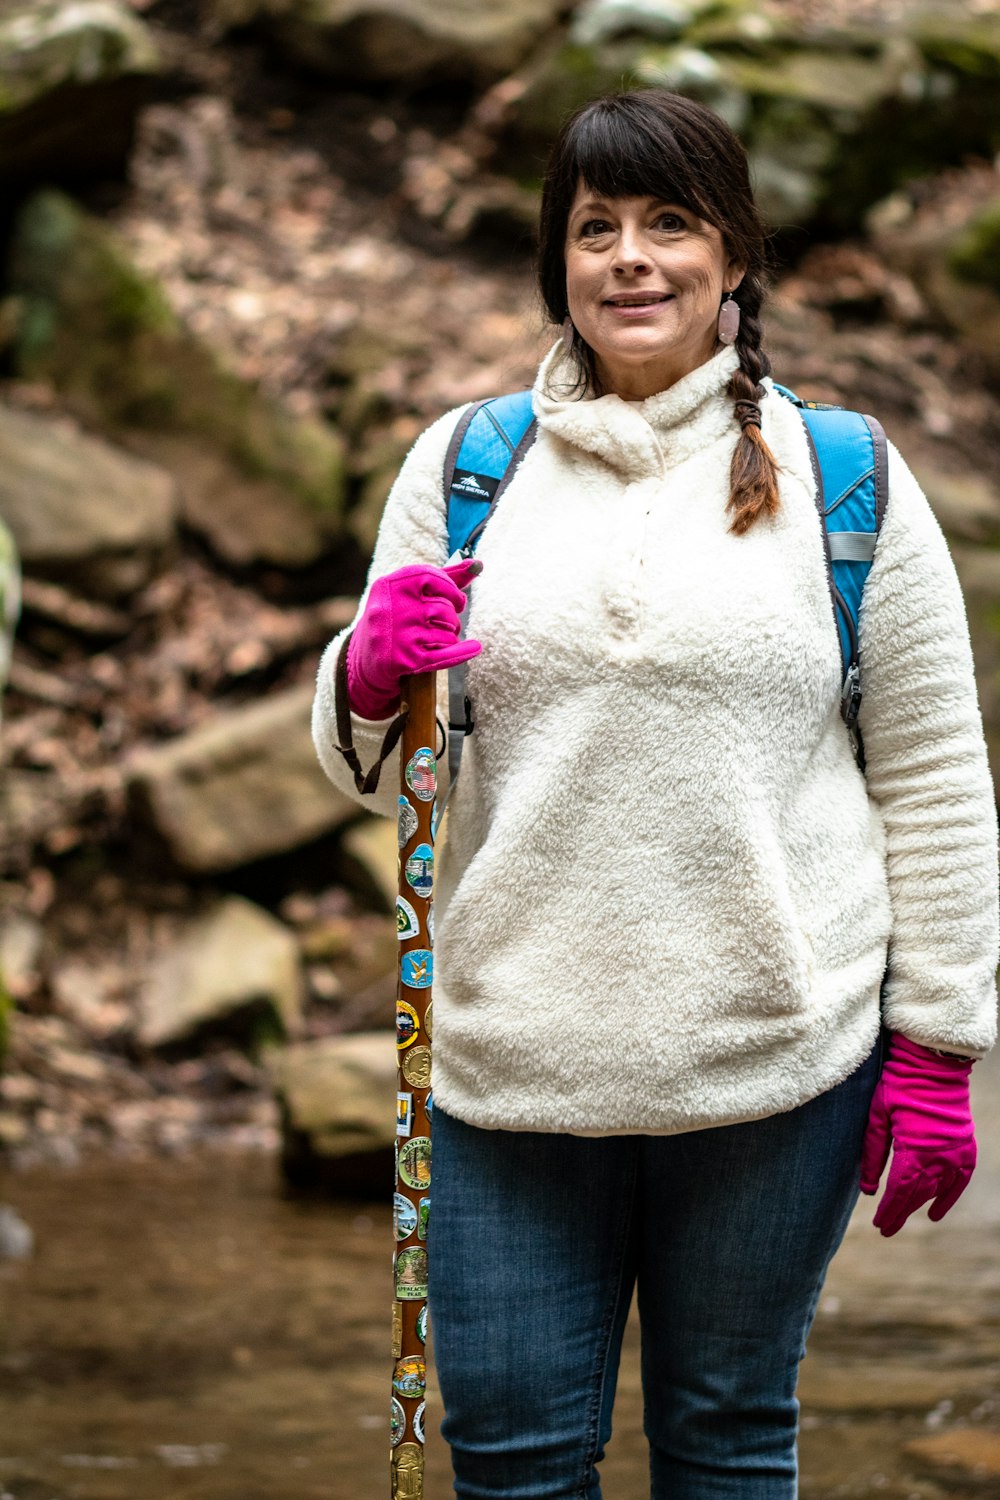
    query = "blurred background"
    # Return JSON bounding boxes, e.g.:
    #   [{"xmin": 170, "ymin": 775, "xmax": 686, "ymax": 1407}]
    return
[{"xmin": 0, "ymin": 0, "xmax": 998, "ymax": 1495}]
